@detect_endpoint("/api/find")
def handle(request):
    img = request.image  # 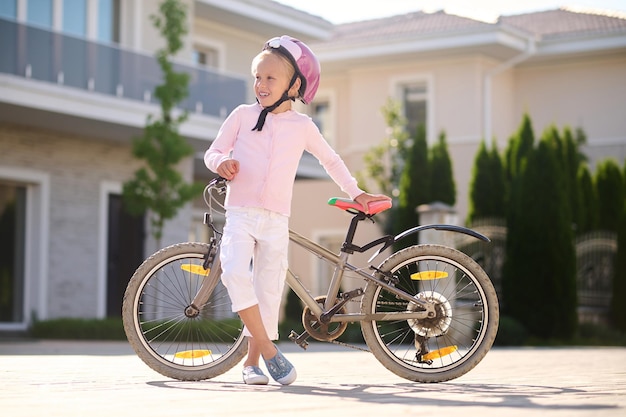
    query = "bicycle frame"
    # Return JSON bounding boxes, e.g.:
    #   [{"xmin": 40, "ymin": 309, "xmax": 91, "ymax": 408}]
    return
[
  {"xmin": 123, "ymin": 177, "xmax": 499, "ymax": 383},
  {"xmin": 196, "ymin": 177, "xmax": 490, "ymax": 327},
  {"xmin": 286, "ymin": 228, "xmax": 435, "ymax": 323}
]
